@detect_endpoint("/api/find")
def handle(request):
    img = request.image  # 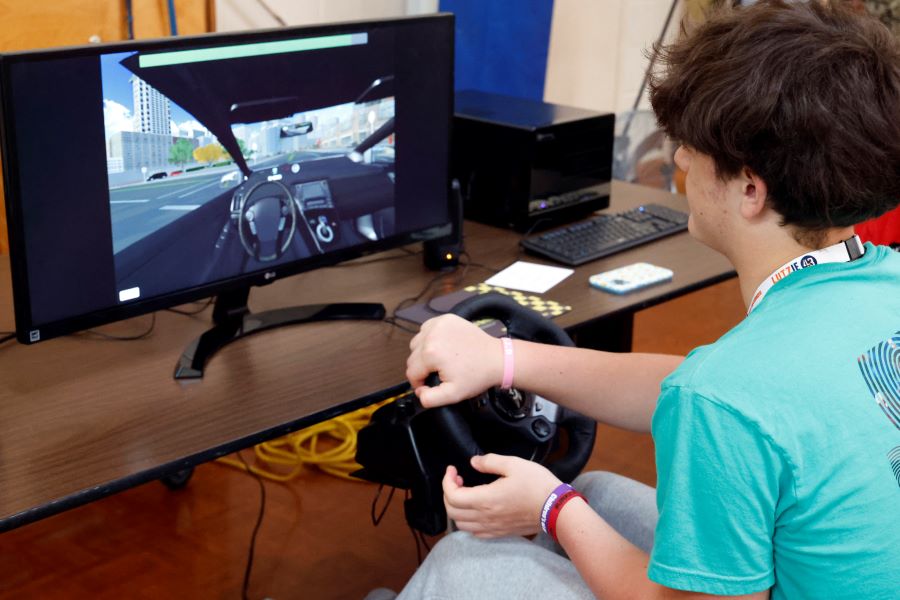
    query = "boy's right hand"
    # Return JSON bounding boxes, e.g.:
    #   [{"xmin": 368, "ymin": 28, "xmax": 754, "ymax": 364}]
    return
[{"xmin": 406, "ymin": 314, "xmax": 504, "ymax": 408}]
